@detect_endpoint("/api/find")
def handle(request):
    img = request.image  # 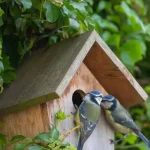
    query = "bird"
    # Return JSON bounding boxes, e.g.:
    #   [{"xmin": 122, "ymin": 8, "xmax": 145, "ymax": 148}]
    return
[
  {"xmin": 75, "ymin": 90, "xmax": 103, "ymax": 150},
  {"xmin": 101, "ymin": 95, "xmax": 150, "ymax": 147}
]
